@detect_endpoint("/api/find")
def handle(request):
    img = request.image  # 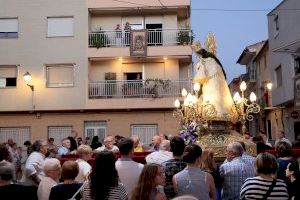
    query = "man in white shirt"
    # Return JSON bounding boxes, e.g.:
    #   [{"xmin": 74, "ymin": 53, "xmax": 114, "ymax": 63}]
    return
[
  {"xmin": 95, "ymin": 135, "xmax": 119, "ymax": 152},
  {"xmin": 22, "ymin": 140, "xmax": 48, "ymax": 186},
  {"xmin": 75, "ymin": 145, "xmax": 92, "ymax": 182},
  {"xmin": 37, "ymin": 158, "xmax": 61, "ymax": 200},
  {"xmin": 275, "ymin": 131, "xmax": 292, "ymax": 147},
  {"xmin": 146, "ymin": 140, "xmax": 173, "ymax": 164},
  {"xmin": 115, "ymin": 138, "xmax": 144, "ymax": 198}
]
